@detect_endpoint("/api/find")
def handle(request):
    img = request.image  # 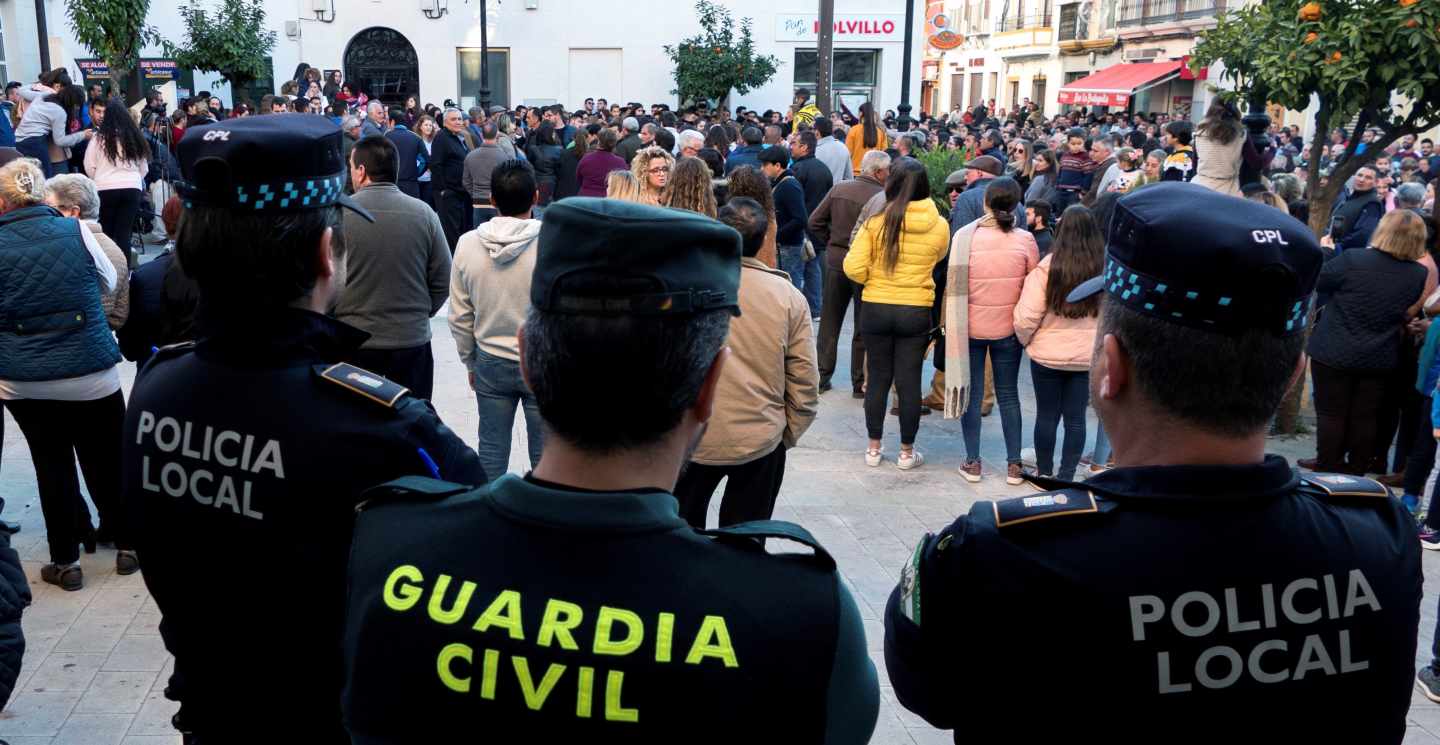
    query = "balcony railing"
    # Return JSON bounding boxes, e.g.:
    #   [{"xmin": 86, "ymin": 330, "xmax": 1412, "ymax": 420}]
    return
[
  {"xmin": 998, "ymin": 12, "xmax": 1054, "ymax": 31},
  {"xmin": 1117, "ymin": 0, "xmax": 1225, "ymax": 26}
]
